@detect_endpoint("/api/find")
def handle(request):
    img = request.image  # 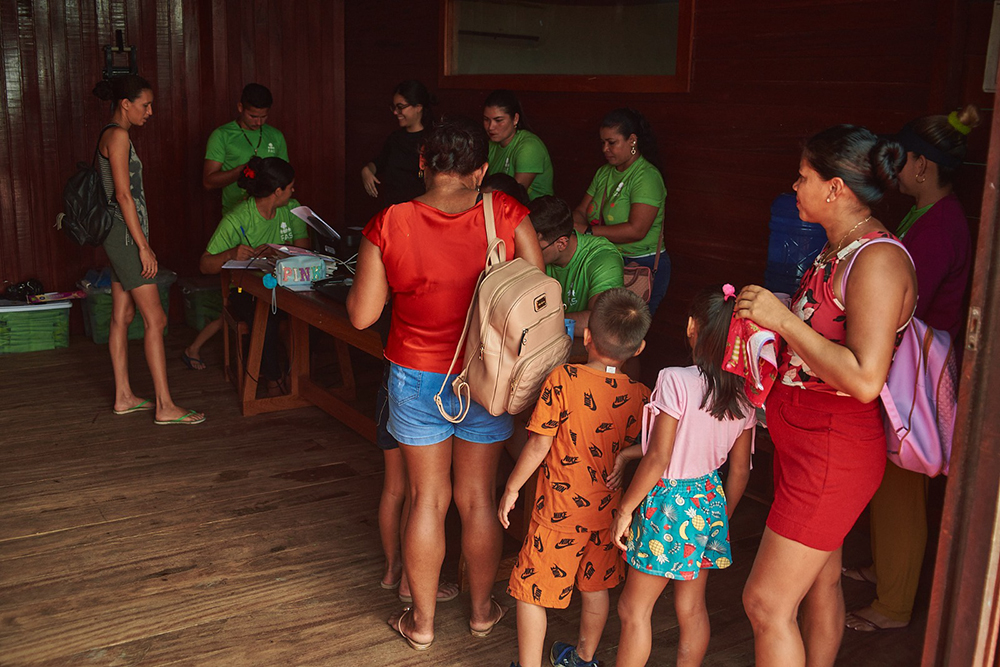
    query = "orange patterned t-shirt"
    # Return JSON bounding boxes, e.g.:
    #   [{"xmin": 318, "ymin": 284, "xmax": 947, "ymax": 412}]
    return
[{"xmin": 527, "ymin": 364, "xmax": 650, "ymax": 533}]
